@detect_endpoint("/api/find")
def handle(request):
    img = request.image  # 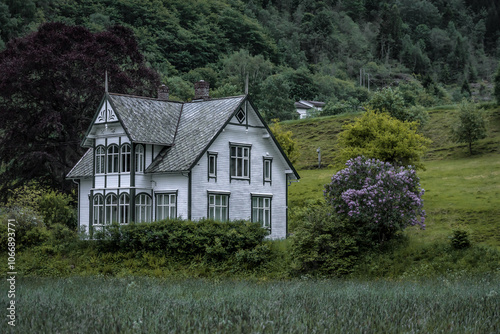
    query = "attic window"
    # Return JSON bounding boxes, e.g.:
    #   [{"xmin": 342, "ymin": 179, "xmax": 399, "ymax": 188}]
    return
[{"xmin": 235, "ymin": 108, "xmax": 245, "ymax": 124}]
